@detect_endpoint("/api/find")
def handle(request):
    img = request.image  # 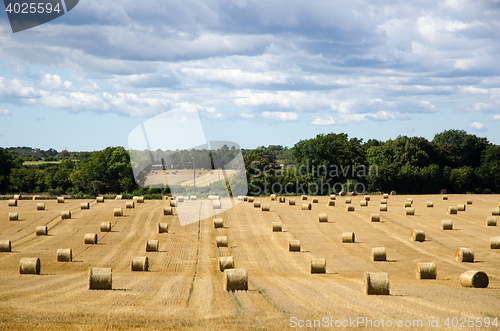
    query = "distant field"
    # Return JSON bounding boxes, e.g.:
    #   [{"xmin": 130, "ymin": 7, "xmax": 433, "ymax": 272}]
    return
[{"xmin": 23, "ymin": 161, "xmax": 61, "ymax": 165}]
